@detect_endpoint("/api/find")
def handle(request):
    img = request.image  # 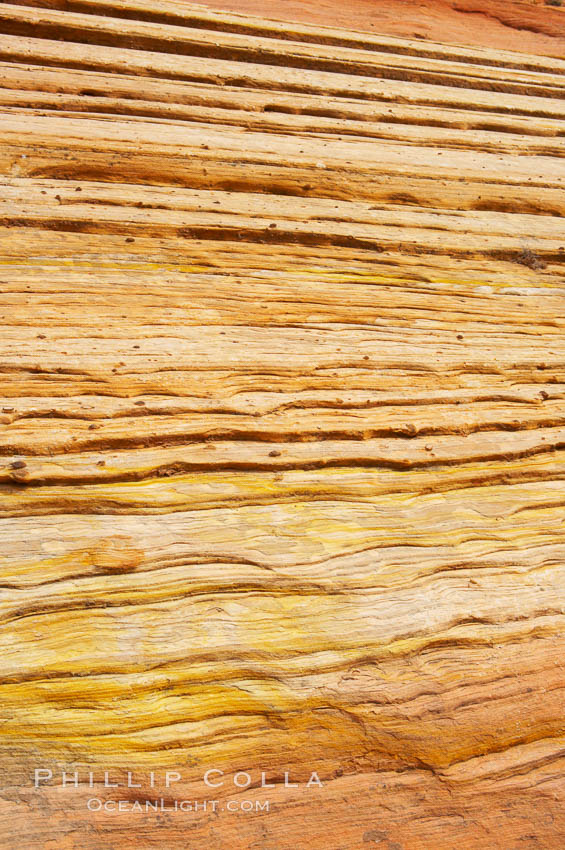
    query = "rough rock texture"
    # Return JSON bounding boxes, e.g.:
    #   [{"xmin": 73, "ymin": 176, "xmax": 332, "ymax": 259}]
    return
[{"xmin": 0, "ymin": 1, "xmax": 565, "ymax": 848}]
